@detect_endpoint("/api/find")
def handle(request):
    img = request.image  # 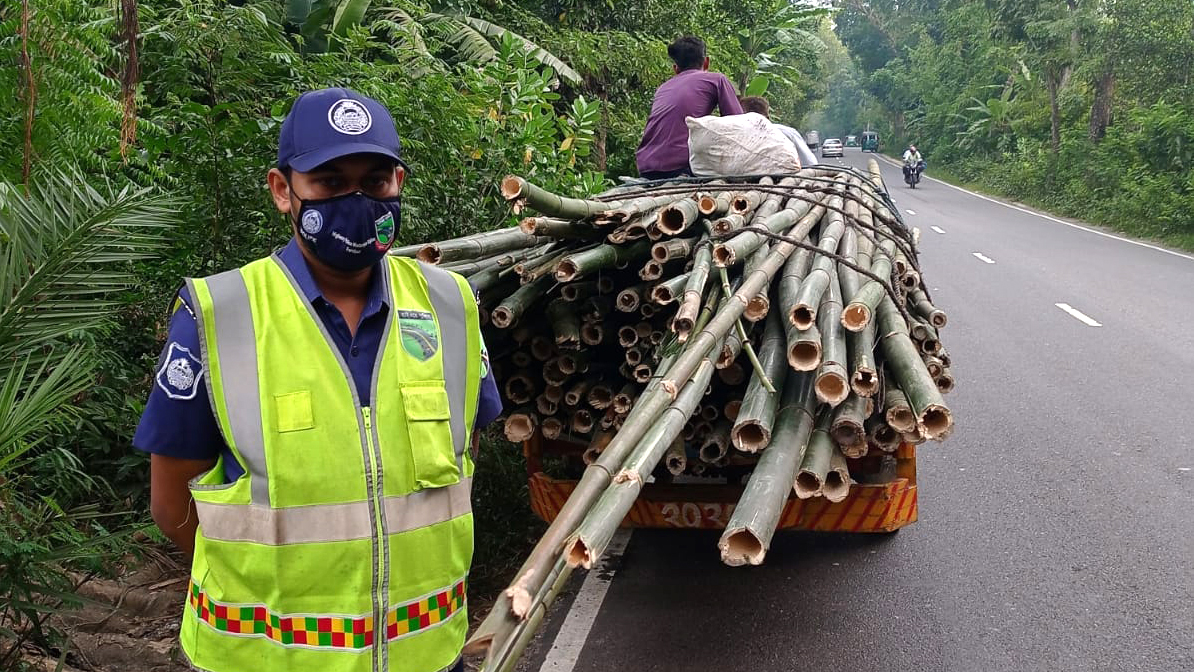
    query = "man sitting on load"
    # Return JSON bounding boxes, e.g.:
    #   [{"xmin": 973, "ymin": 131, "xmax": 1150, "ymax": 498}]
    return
[
  {"xmin": 738, "ymin": 96, "xmax": 817, "ymax": 168},
  {"xmin": 636, "ymin": 36, "xmax": 744, "ymax": 180}
]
